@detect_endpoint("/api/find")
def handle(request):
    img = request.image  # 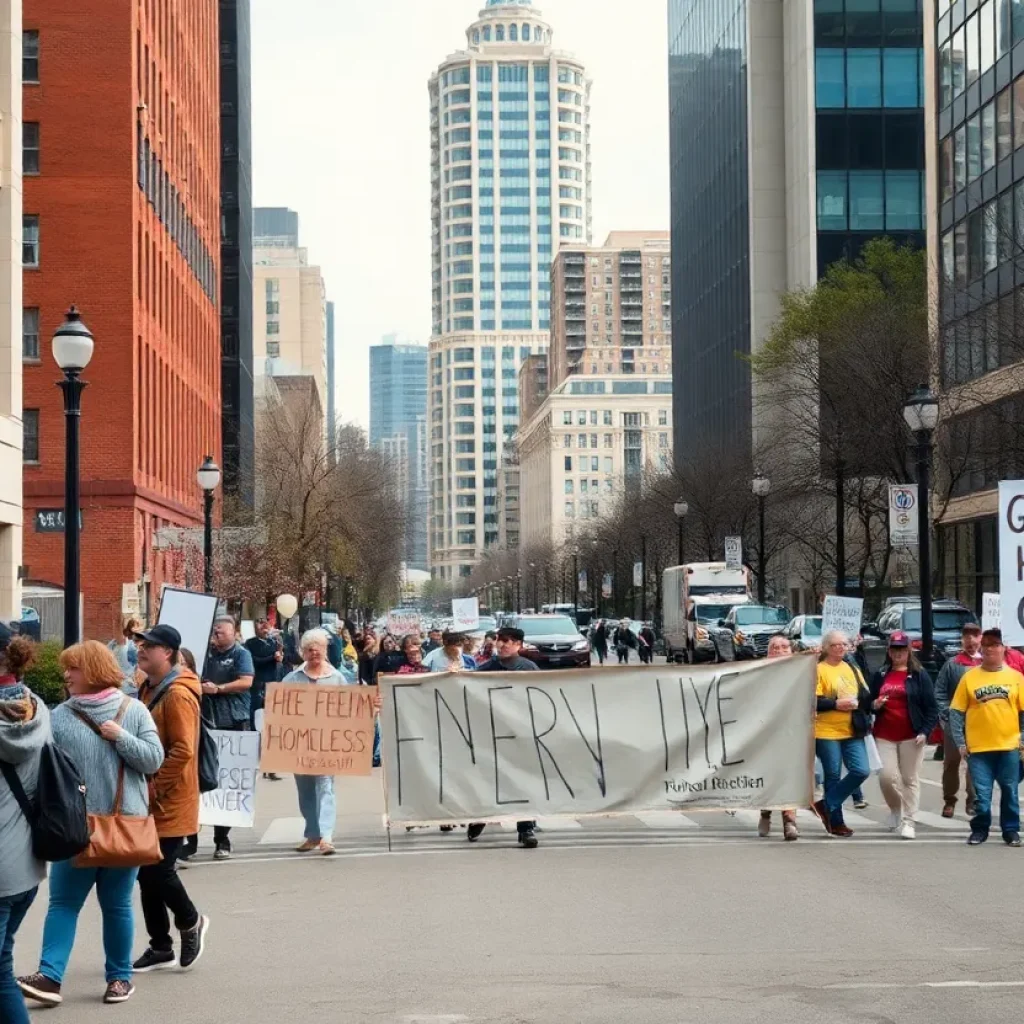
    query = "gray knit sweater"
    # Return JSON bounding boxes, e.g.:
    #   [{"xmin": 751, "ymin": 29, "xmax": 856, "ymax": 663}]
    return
[{"xmin": 51, "ymin": 691, "xmax": 164, "ymax": 817}]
